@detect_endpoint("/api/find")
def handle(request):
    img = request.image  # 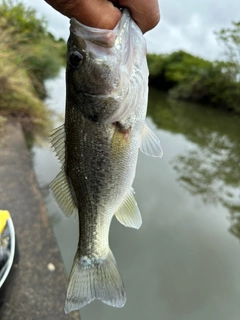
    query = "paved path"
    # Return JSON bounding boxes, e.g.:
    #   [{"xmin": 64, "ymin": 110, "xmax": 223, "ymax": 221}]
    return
[{"xmin": 0, "ymin": 121, "xmax": 80, "ymax": 320}]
